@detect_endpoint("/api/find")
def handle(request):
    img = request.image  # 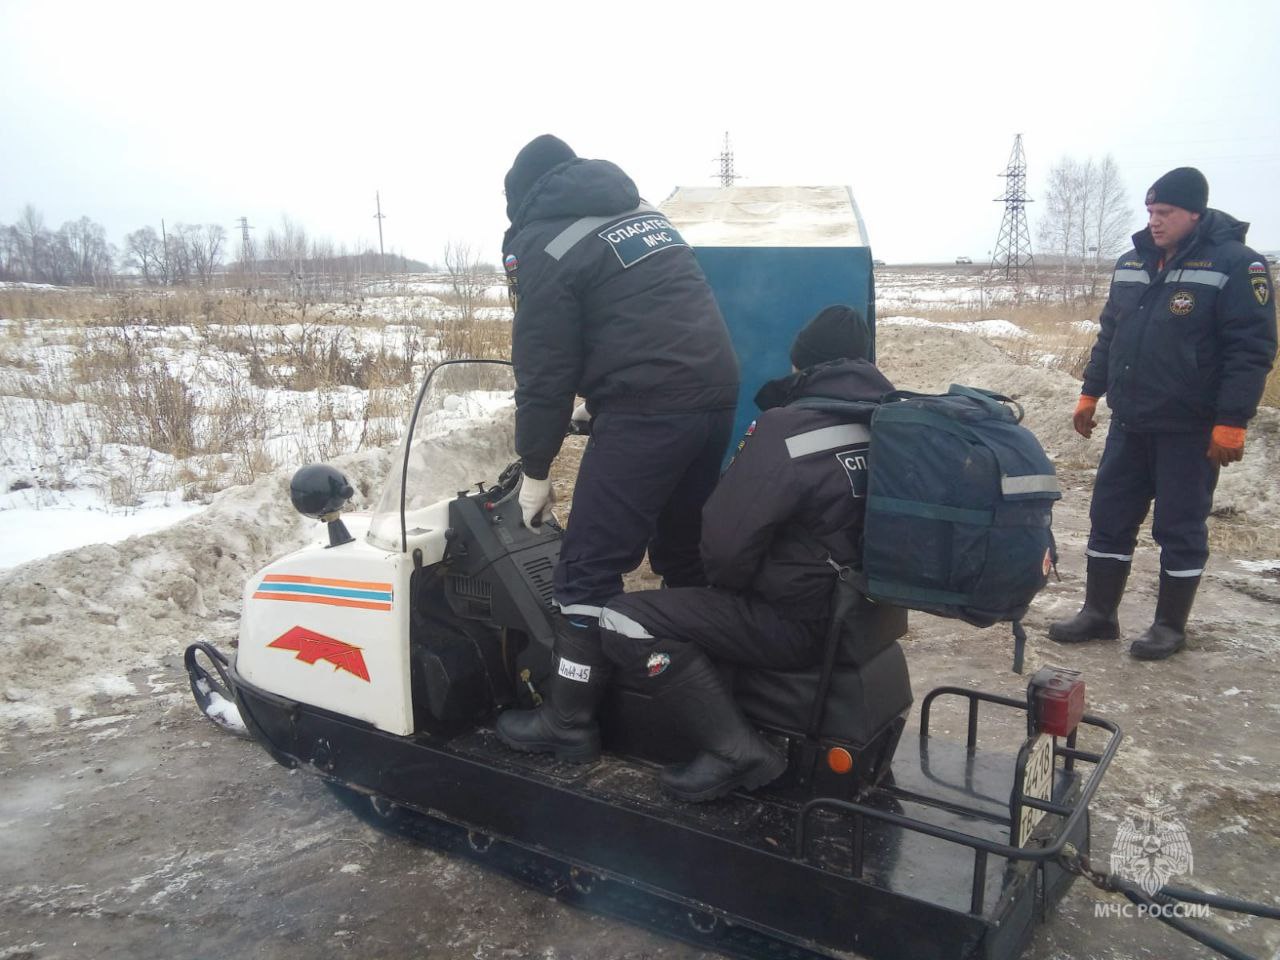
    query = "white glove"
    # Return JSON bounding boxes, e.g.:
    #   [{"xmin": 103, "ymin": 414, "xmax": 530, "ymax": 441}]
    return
[
  {"xmin": 568, "ymin": 402, "xmax": 592, "ymax": 436},
  {"xmin": 518, "ymin": 475, "xmax": 553, "ymax": 530}
]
